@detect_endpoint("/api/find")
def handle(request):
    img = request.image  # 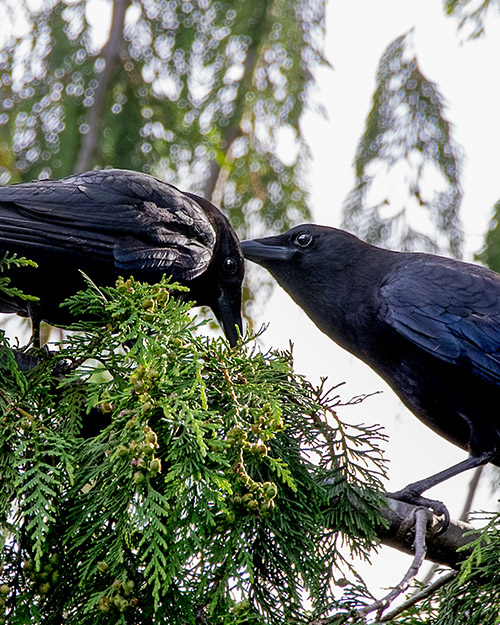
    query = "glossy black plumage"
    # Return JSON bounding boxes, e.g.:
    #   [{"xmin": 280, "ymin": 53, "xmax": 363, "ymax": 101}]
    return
[
  {"xmin": 242, "ymin": 225, "xmax": 500, "ymax": 516},
  {"xmin": 0, "ymin": 168, "xmax": 244, "ymax": 345}
]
